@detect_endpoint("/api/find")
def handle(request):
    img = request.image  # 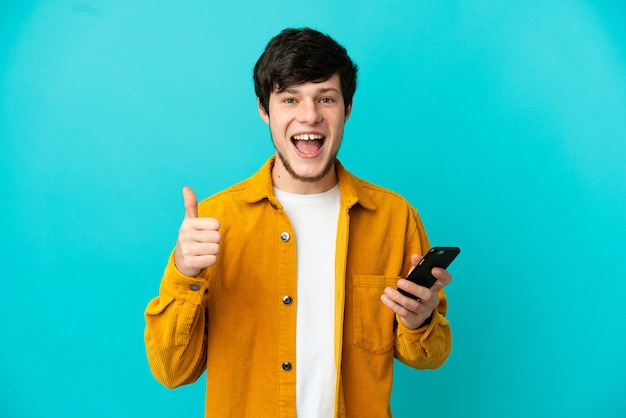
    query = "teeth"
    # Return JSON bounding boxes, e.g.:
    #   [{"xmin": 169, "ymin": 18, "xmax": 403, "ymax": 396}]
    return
[{"xmin": 292, "ymin": 134, "xmax": 324, "ymax": 140}]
